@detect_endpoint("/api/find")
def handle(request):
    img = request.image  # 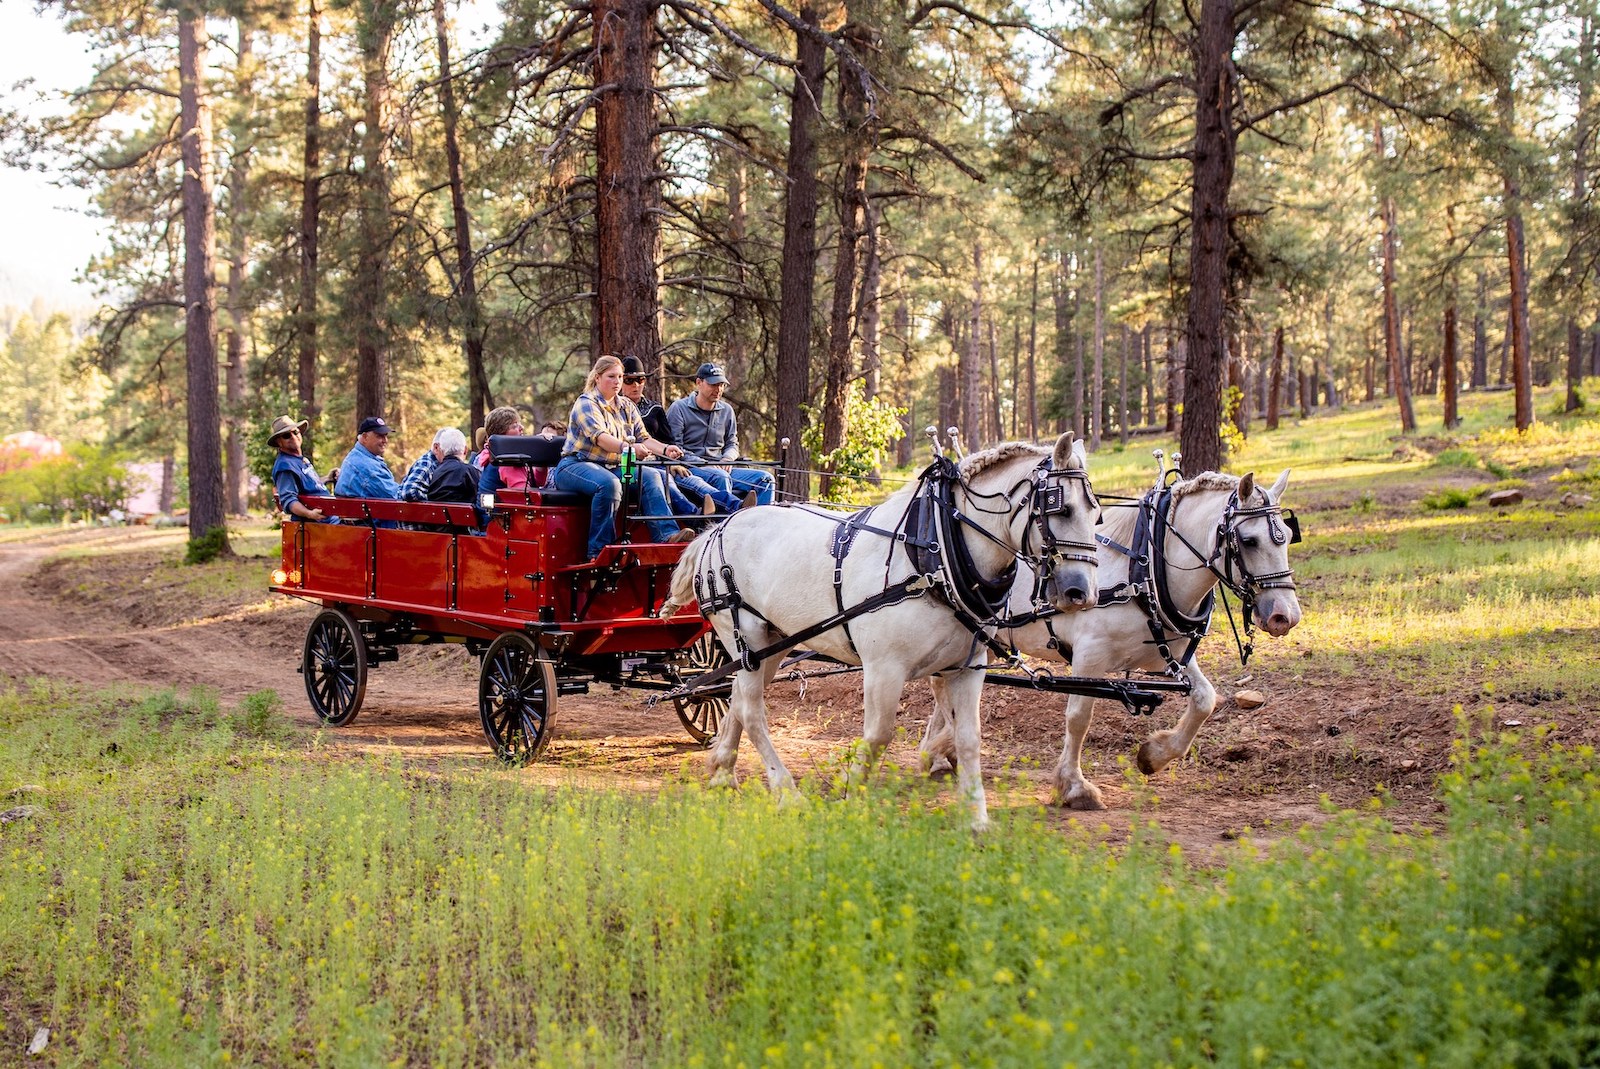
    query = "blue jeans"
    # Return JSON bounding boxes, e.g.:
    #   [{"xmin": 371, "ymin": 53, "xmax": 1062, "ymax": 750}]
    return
[
  {"xmin": 668, "ymin": 469, "xmax": 741, "ymax": 513},
  {"xmin": 688, "ymin": 465, "xmax": 775, "ymax": 506},
  {"xmin": 552, "ymin": 457, "xmax": 679, "ymax": 559}
]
